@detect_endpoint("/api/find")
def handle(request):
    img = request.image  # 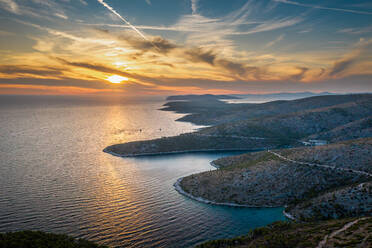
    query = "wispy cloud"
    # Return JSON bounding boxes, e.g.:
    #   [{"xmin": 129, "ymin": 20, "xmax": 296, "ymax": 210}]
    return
[
  {"xmin": 0, "ymin": 0, "xmax": 19, "ymax": 14},
  {"xmin": 235, "ymin": 17, "xmax": 303, "ymax": 35},
  {"xmin": 265, "ymin": 34, "xmax": 285, "ymax": 48},
  {"xmin": 298, "ymin": 28, "xmax": 311, "ymax": 34},
  {"xmin": 0, "ymin": 65, "xmax": 63, "ymax": 76},
  {"xmin": 274, "ymin": 0, "xmax": 372, "ymax": 15},
  {"xmin": 0, "ymin": 30, "xmax": 14, "ymax": 36},
  {"xmin": 338, "ymin": 25, "xmax": 372, "ymax": 35},
  {"xmin": 329, "ymin": 38, "xmax": 372, "ymax": 77},
  {"xmin": 54, "ymin": 13, "xmax": 68, "ymax": 20},
  {"xmin": 145, "ymin": 0, "xmax": 151, "ymax": 6},
  {"xmin": 191, "ymin": 0, "xmax": 198, "ymax": 14}
]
